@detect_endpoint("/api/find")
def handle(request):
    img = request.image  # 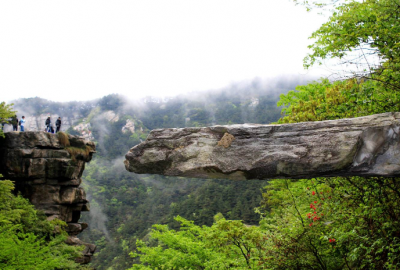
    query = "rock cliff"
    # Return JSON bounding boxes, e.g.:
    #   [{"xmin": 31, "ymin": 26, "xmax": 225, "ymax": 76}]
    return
[
  {"xmin": 125, "ymin": 112, "xmax": 400, "ymax": 180},
  {"xmin": 0, "ymin": 132, "xmax": 96, "ymax": 264}
]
